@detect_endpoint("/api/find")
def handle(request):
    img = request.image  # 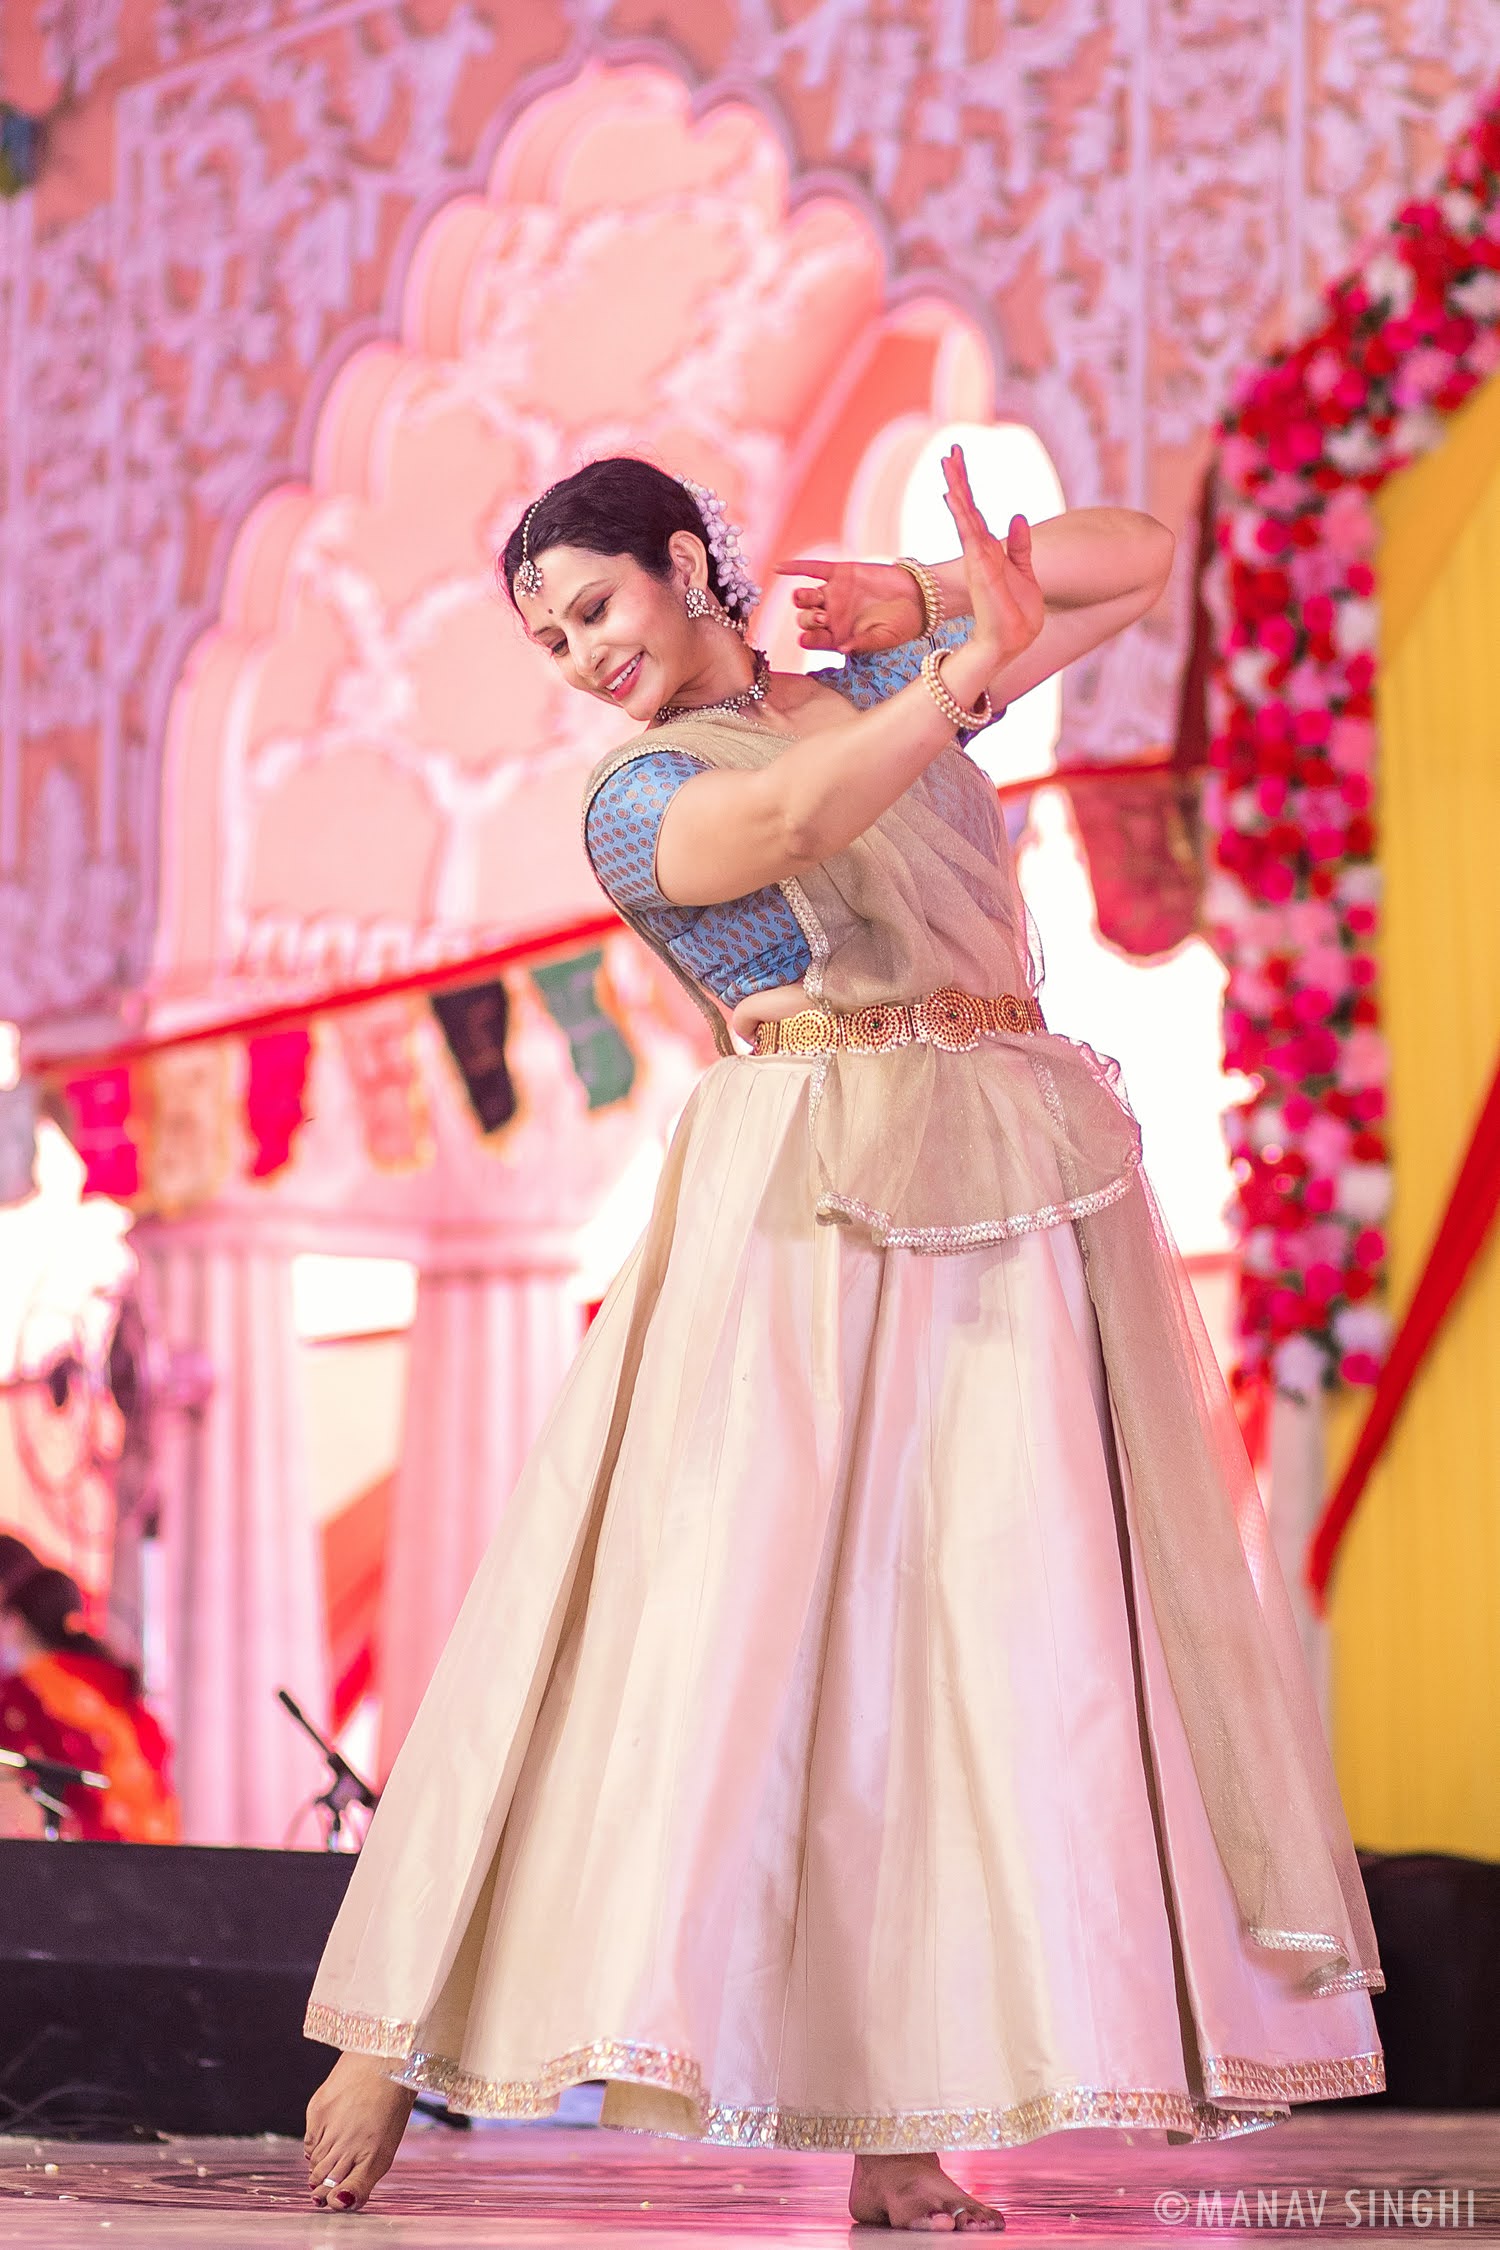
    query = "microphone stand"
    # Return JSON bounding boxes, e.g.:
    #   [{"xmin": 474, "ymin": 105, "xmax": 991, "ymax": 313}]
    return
[
  {"xmin": 0, "ymin": 1746, "xmax": 108, "ymax": 1841},
  {"xmin": 276, "ymin": 1689, "xmax": 379, "ymax": 1851}
]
